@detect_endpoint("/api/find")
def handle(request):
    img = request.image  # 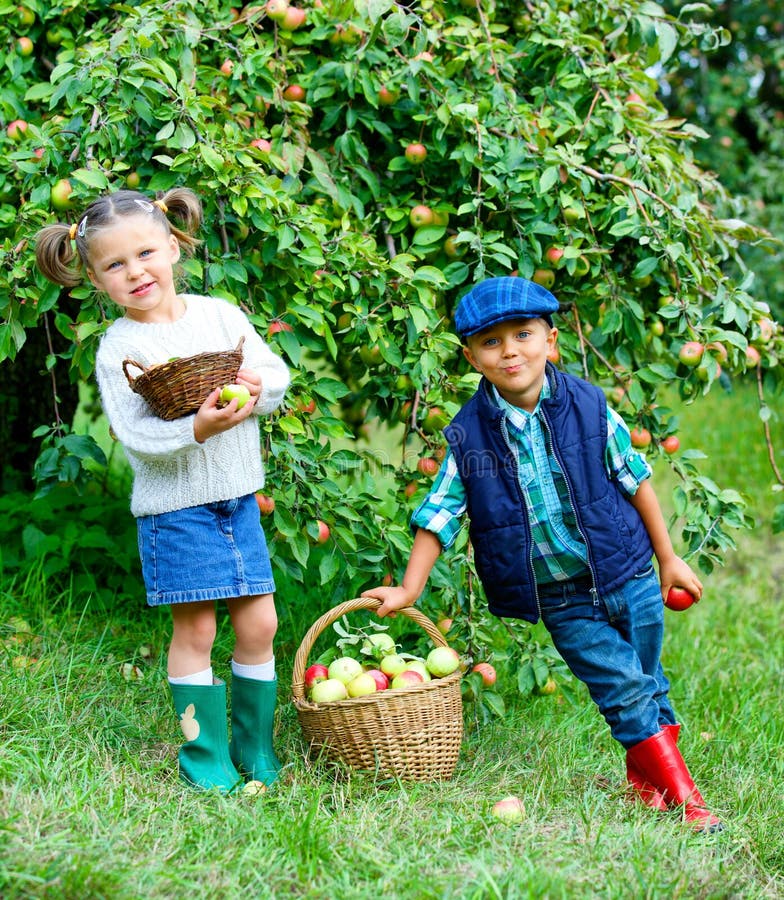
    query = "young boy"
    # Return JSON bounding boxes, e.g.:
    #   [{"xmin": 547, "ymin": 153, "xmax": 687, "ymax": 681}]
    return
[{"xmin": 363, "ymin": 276, "xmax": 721, "ymax": 831}]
